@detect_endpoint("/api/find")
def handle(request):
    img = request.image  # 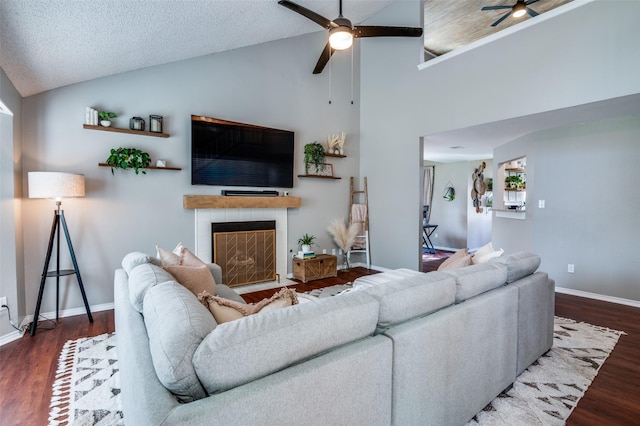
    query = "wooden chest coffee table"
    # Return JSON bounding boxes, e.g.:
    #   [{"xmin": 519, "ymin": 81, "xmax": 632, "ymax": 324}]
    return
[{"xmin": 293, "ymin": 254, "xmax": 338, "ymax": 283}]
